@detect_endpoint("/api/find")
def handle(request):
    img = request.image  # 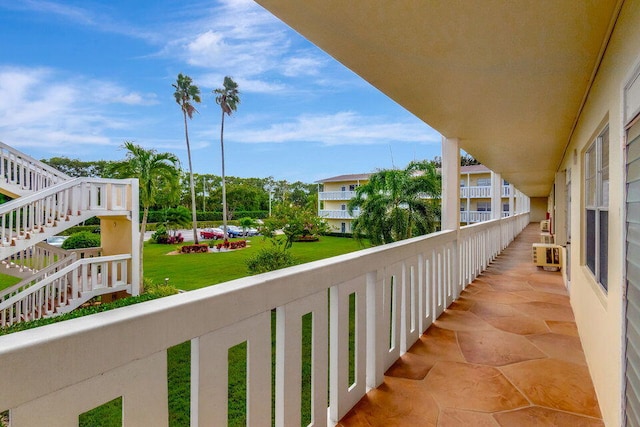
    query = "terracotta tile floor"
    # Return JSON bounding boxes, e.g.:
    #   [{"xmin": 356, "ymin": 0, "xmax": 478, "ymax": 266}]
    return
[{"xmin": 338, "ymin": 225, "xmax": 604, "ymax": 426}]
